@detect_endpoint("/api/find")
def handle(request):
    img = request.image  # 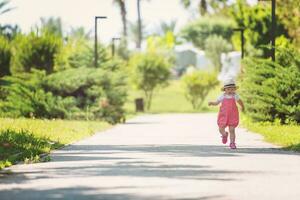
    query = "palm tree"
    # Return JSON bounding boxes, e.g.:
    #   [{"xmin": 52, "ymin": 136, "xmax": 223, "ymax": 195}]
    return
[
  {"xmin": 136, "ymin": 0, "xmax": 152, "ymax": 49},
  {"xmin": 129, "ymin": 21, "xmax": 147, "ymax": 48},
  {"xmin": 181, "ymin": 0, "xmax": 207, "ymax": 16},
  {"xmin": 113, "ymin": 0, "xmax": 127, "ymax": 38},
  {"xmin": 69, "ymin": 27, "xmax": 91, "ymax": 40},
  {"xmin": 158, "ymin": 20, "xmax": 177, "ymax": 35},
  {"xmin": 0, "ymin": 0, "xmax": 17, "ymax": 40},
  {"xmin": 40, "ymin": 17, "xmax": 63, "ymax": 37},
  {"xmin": 137, "ymin": 0, "xmax": 142, "ymax": 49},
  {"xmin": 181, "ymin": 0, "xmax": 228, "ymax": 16},
  {"xmin": 0, "ymin": 0, "xmax": 14, "ymax": 16},
  {"xmin": 0, "ymin": 24, "xmax": 20, "ymax": 40}
]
